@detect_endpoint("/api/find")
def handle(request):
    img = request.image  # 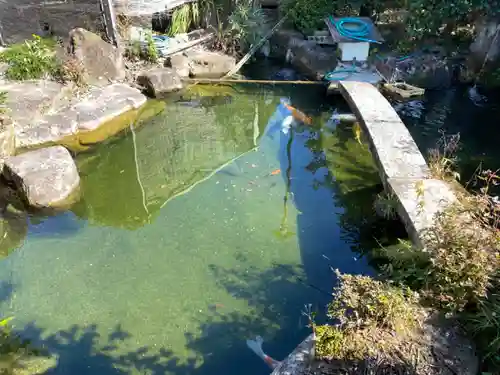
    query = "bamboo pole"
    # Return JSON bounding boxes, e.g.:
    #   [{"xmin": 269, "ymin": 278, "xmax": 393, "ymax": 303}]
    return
[
  {"xmin": 182, "ymin": 78, "xmax": 326, "ymax": 85},
  {"xmin": 223, "ymin": 14, "xmax": 288, "ymax": 78}
]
